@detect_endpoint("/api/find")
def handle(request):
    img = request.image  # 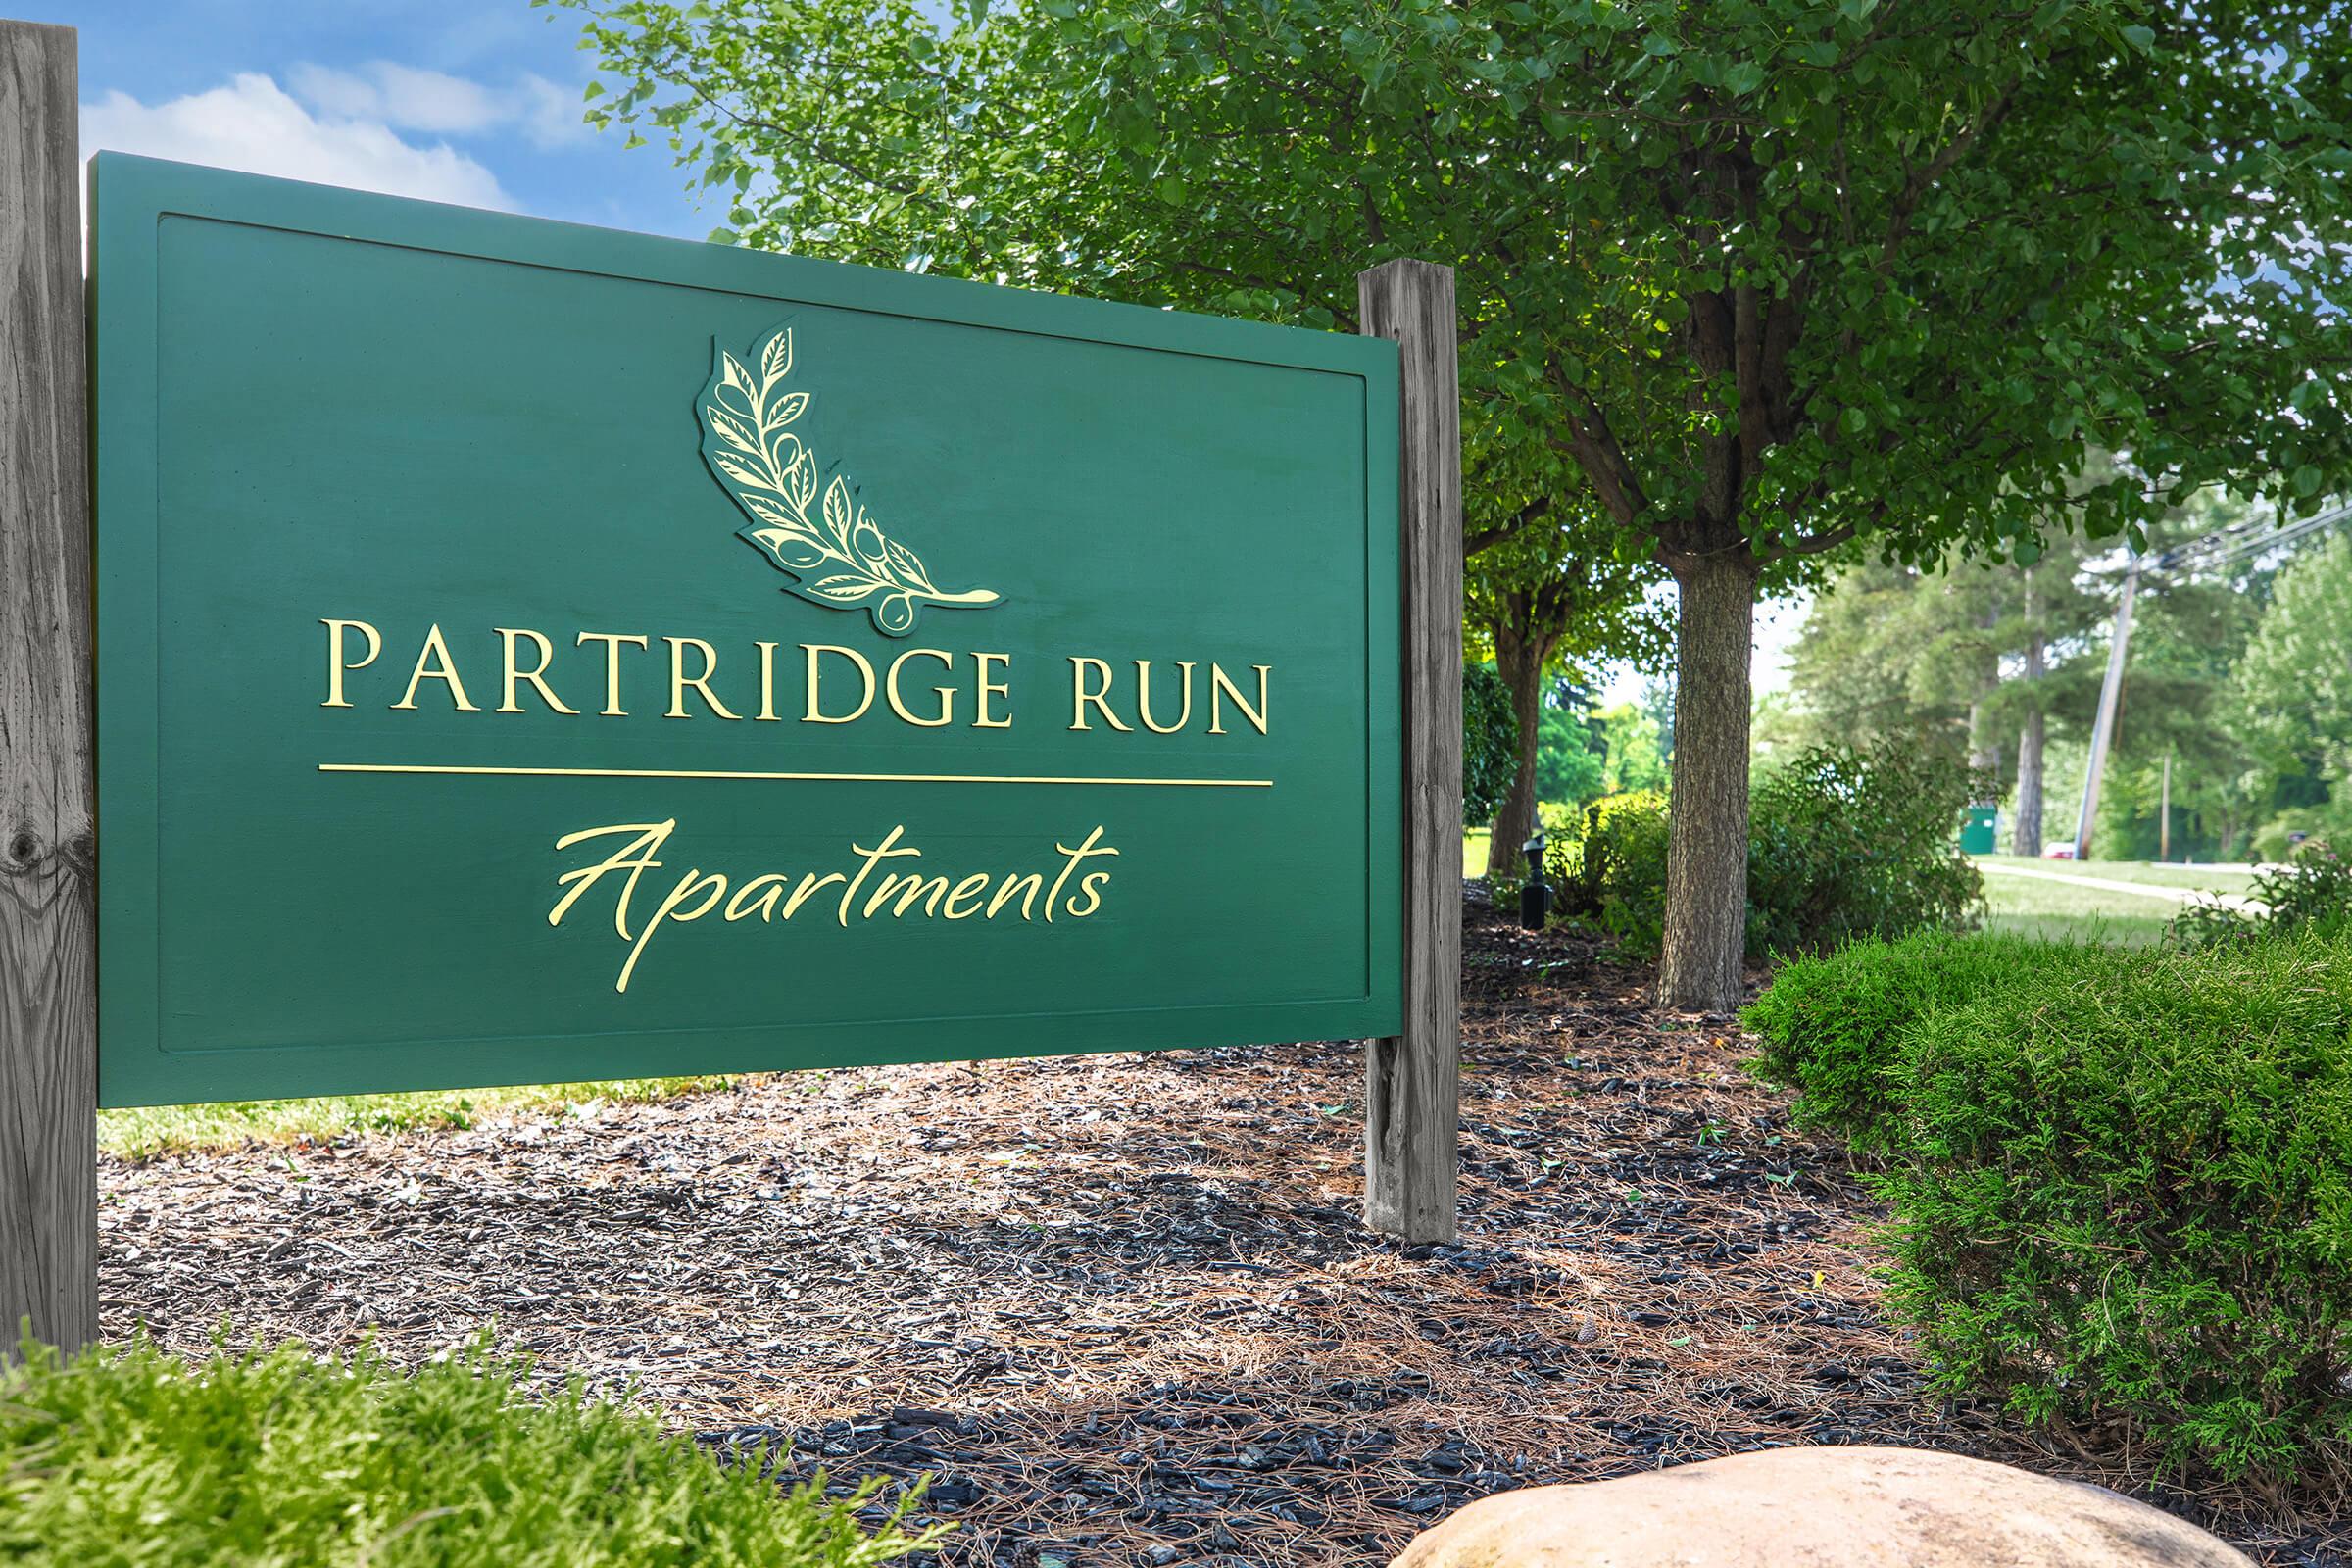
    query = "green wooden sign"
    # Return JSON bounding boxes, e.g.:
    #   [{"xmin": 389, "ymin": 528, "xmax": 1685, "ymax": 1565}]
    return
[{"xmin": 89, "ymin": 154, "xmax": 1401, "ymax": 1108}]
